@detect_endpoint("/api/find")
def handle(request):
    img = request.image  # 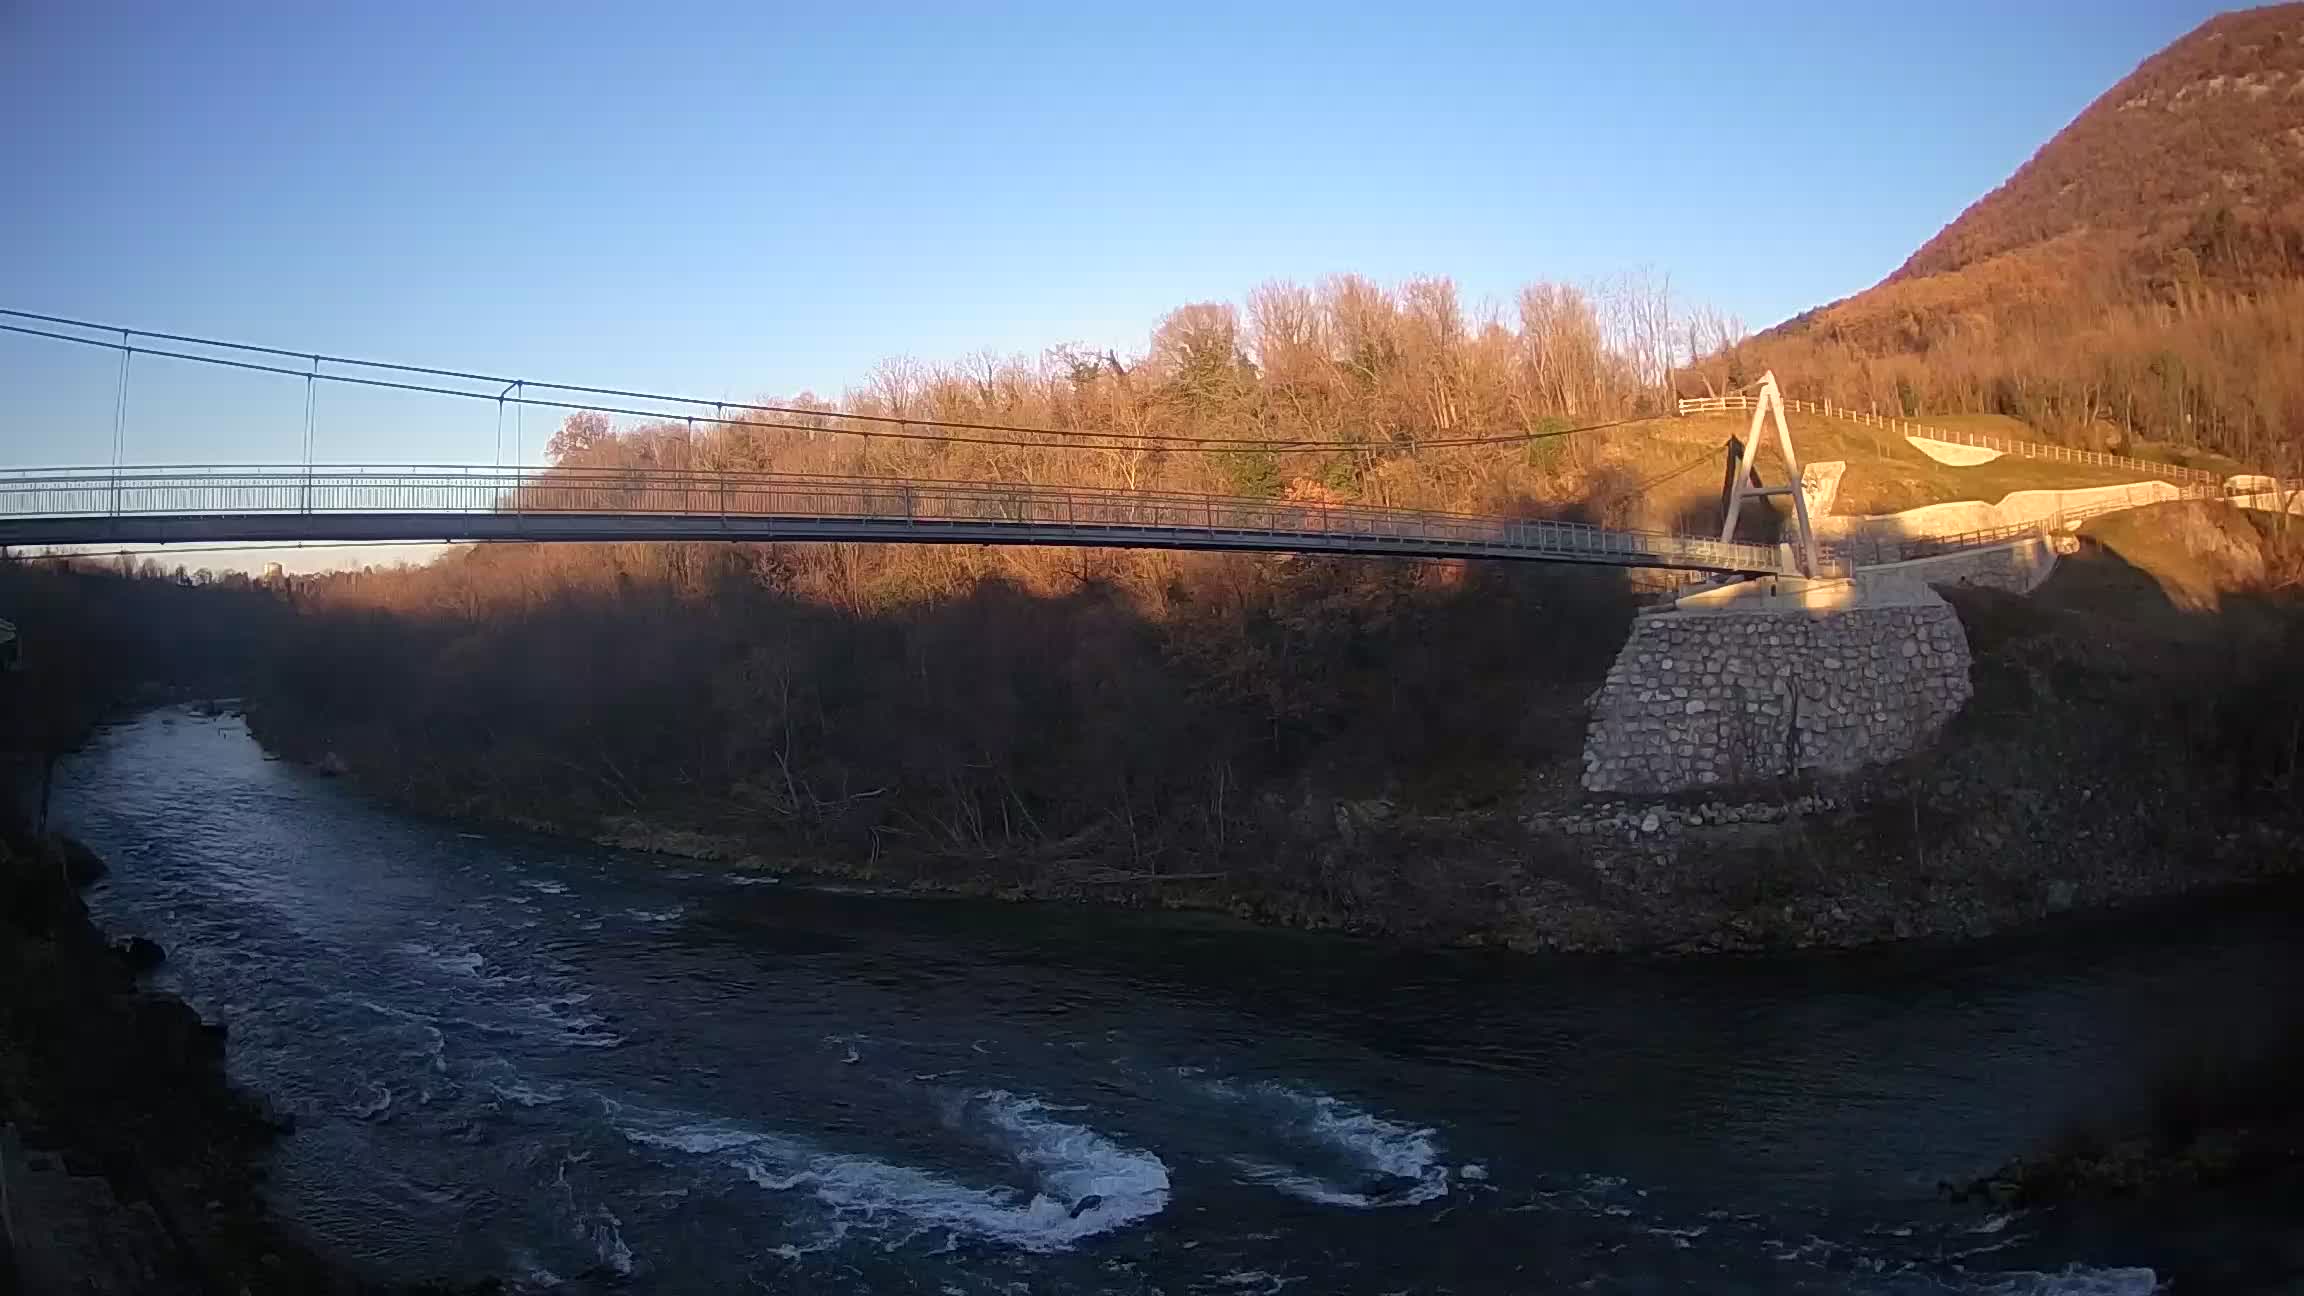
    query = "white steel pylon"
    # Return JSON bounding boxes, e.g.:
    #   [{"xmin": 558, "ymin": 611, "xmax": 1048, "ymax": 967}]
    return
[{"xmin": 1718, "ymin": 371, "xmax": 1822, "ymax": 577}]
